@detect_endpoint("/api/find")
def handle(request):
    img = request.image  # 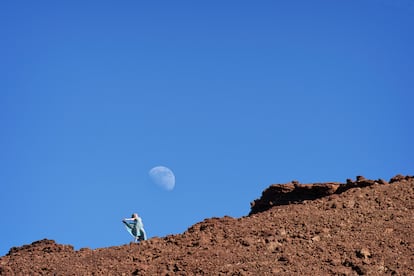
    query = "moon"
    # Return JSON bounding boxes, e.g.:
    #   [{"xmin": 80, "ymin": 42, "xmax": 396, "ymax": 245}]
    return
[{"xmin": 148, "ymin": 166, "xmax": 175, "ymax": 191}]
